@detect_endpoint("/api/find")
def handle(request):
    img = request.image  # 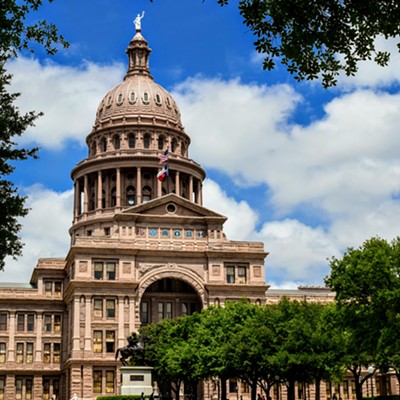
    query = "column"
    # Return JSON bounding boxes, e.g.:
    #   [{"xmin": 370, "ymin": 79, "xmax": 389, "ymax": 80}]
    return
[
  {"xmin": 118, "ymin": 297, "xmax": 125, "ymax": 348},
  {"xmin": 157, "ymin": 177, "xmax": 162, "ymax": 197},
  {"xmin": 116, "ymin": 168, "xmax": 121, "ymax": 207},
  {"xmin": 83, "ymin": 175, "xmax": 89, "ymax": 213},
  {"xmin": 198, "ymin": 182, "xmax": 203, "ymax": 205},
  {"xmin": 189, "ymin": 175, "xmax": 193, "ymax": 202},
  {"xmin": 35, "ymin": 314, "xmax": 43, "ymax": 362},
  {"xmin": 72, "ymin": 297, "xmax": 81, "ymax": 353},
  {"xmin": 84, "ymin": 297, "xmax": 91, "ymax": 352},
  {"xmin": 105, "ymin": 174, "xmax": 110, "ymax": 208},
  {"xmin": 196, "ymin": 179, "xmax": 202, "ymax": 205},
  {"xmin": 129, "ymin": 297, "xmax": 135, "ymax": 333},
  {"xmin": 97, "ymin": 171, "xmax": 102, "ymax": 209},
  {"xmin": 137, "ymin": 167, "xmax": 142, "ymax": 205},
  {"xmin": 8, "ymin": 312, "xmax": 15, "ymax": 362},
  {"xmin": 74, "ymin": 180, "xmax": 80, "ymax": 221},
  {"xmin": 175, "ymin": 171, "xmax": 180, "ymax": 196}
]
